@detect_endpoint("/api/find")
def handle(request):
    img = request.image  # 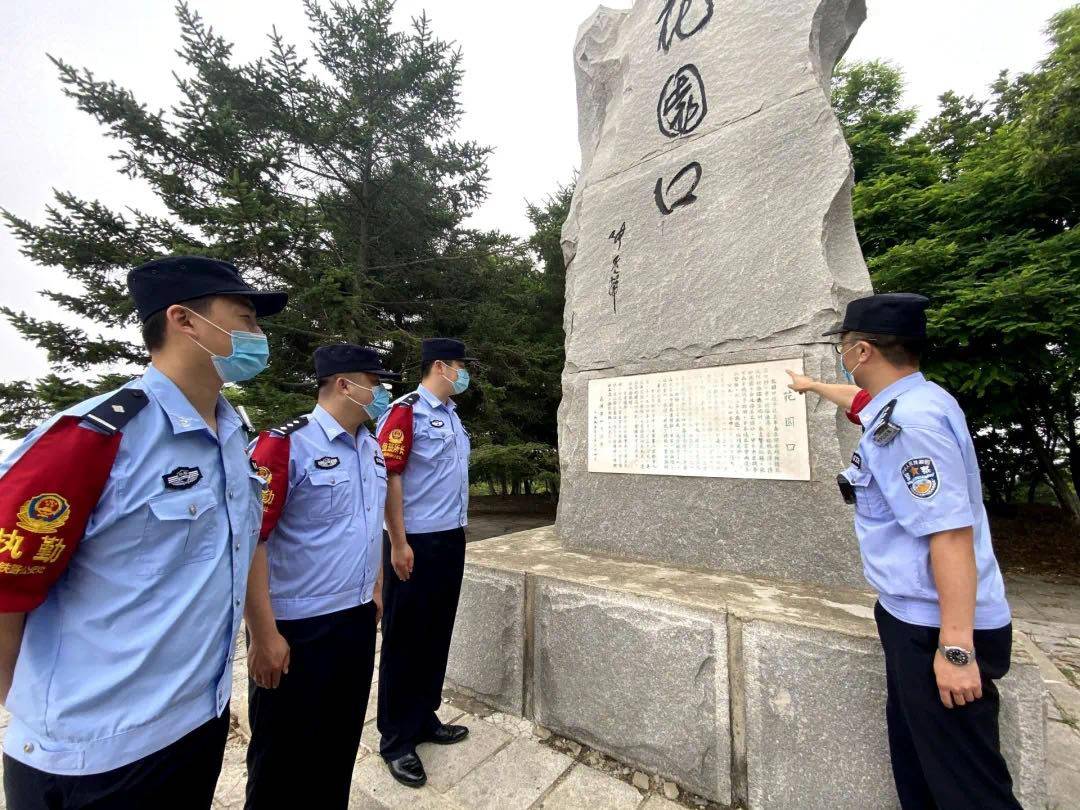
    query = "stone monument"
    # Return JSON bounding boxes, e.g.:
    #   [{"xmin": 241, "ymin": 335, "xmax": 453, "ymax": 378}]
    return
[
  {"xmin": 446, "ymin": 2, "xmax": 1047, "ymax": 807},
  {"xmin": 558, "ymin": 0, "xmax": 871, "ymax": 589}
]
